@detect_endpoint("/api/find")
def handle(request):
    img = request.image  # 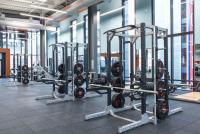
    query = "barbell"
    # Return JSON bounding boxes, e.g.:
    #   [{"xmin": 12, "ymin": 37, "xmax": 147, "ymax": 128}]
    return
[{"xmin": 89, "ymin": 84, "xmax": 157, "ymax": 94}]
